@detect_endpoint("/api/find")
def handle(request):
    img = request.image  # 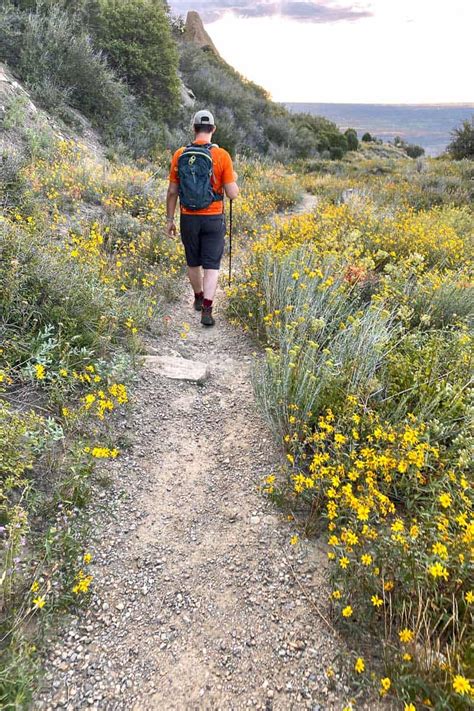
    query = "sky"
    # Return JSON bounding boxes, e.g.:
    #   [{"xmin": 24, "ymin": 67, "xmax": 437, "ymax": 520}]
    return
[{"xmin": 169, "ymin": 1, "xmax": 474, "ymax": 104}]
